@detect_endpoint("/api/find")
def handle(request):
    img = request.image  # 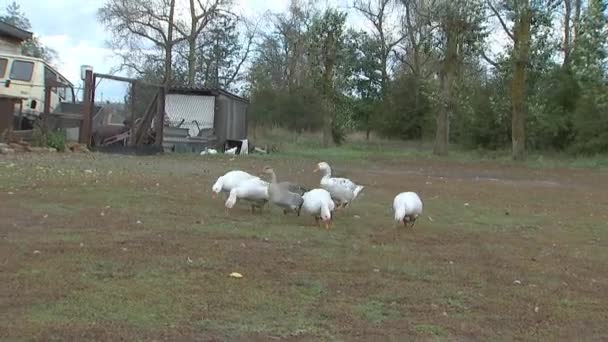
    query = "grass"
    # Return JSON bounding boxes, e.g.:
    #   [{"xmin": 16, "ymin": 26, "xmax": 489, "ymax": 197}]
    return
[
  {"xmin": 1, "ymin": 145, "xmax": 608, "ymax": 340},
  {"xmin": 249, "ymin": 127, "xmax": 608, "ymax": 169}
]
